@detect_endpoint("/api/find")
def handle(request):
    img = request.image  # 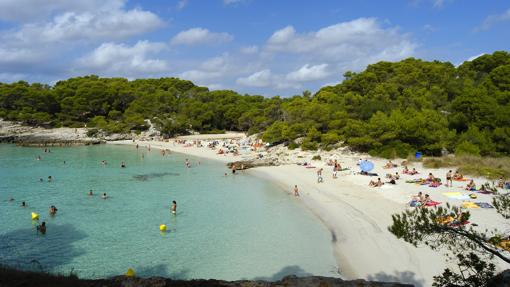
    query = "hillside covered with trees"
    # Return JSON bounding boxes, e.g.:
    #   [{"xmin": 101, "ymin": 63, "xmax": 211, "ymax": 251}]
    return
[{"xmin": 1, "ymin": 51, "xmax": 509, "ymax": 157}]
